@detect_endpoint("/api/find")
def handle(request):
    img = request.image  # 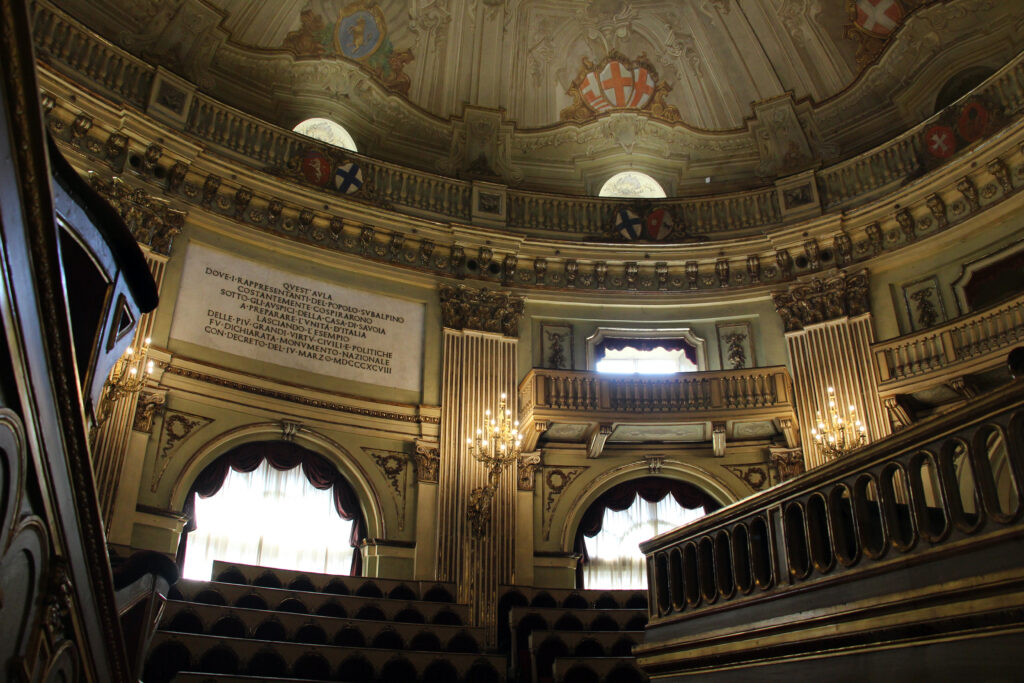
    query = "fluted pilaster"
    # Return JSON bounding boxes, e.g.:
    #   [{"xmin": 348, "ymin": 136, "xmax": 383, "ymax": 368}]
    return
[{"xmin": 436, "ymin": 285, "xmax": 523, "ymax": 635}]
